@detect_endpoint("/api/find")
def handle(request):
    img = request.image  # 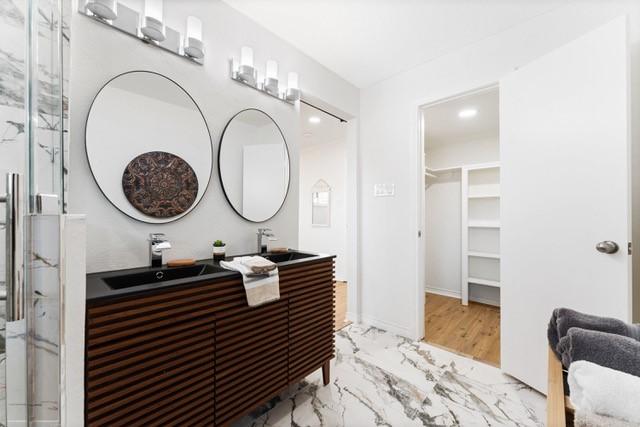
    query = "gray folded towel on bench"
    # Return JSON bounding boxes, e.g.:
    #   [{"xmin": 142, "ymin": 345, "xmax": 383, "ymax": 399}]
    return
[
  {"xmin": 557, "ymin": 328, "xmax": 640, "ymax": 376},
  {"xmin": 548, "ymin": 308, "xmax": 640, "ymax": 358}
]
